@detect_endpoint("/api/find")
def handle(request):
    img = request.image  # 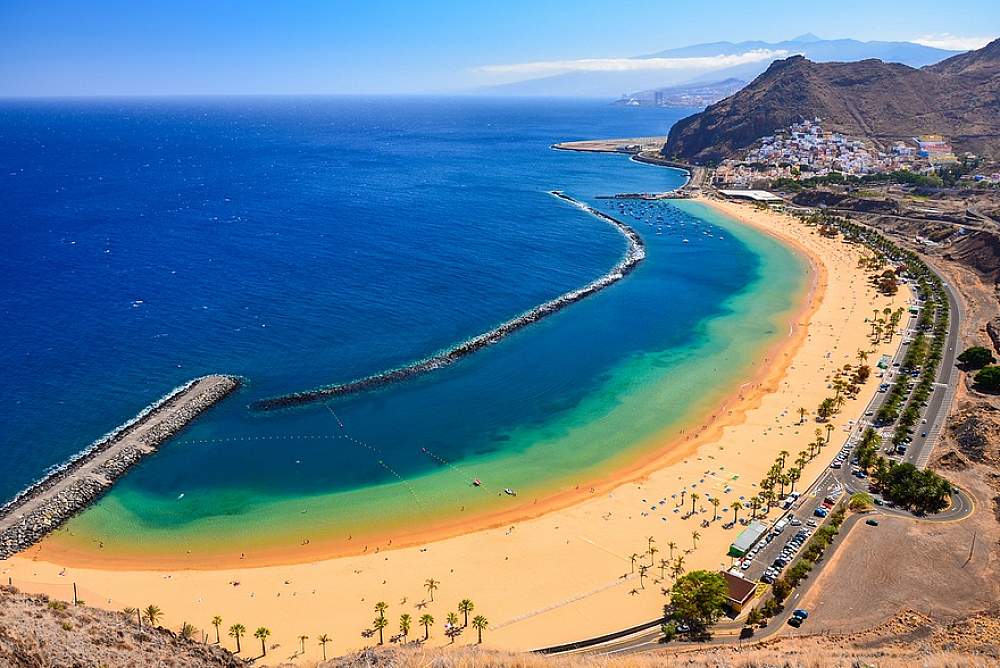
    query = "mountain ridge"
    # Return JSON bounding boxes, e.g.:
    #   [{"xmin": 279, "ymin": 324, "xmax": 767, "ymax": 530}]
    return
[{"xmin": 662, "ymin": 37, "xmax": 1000, "ymax": 163}]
